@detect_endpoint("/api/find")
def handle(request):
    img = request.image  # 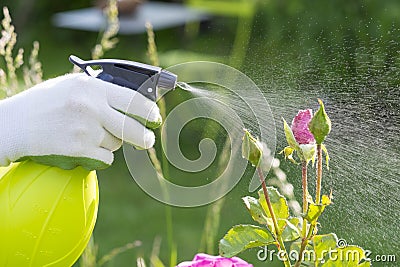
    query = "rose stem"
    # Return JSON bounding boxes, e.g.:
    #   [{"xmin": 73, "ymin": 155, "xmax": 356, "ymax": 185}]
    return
[
  {"xmin": 295, "ymin": 144, "xmax": 324, "ymax": 267},
  {"xmin": 257, "ymin": 167, "xmax": 292, "ymax": 267},
  {"xmin": 315, "ymin": 144, "xmax": 323, "ymax": 204},
  {"xmin": 301, "ymin": 160, "xmax": 308, "ymax": 238}
]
